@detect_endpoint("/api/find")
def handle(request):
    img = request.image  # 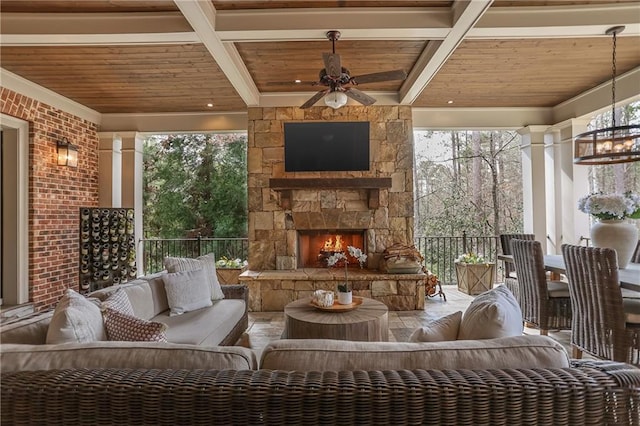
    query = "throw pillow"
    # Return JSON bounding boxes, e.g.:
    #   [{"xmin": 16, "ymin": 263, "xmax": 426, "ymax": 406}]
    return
[
  {"xmin": 164, "ymin": 253, "xmax": 225, "ymax": 300},
  {"xmin": 409, "ymin": 311, "xmax": 463, "ymax": 342},
  {"xmin": 457, "ymin": 285, "xmax": 523, "ymax": 340},
  {"xmin": 45, "ymin": 289, "xmax": 106, "ymax": 344},
  {"xmin": 101, "ymin": 289, "xmax": 135, "ymax": 316},
  {"xmin": 162, "ymin": 268, "xmax": 213, "ymax": 316},
  {"xmin": 103, "ymin": 308, "xmax": 168, "ymax": 342}
]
